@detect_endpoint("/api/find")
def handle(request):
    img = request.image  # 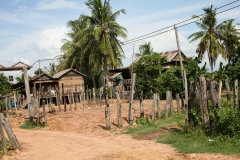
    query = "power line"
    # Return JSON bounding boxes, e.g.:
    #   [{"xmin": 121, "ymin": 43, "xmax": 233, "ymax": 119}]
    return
[
  {"xmin": 123, "ymin": 0, "xmax": 240, "ymax": 45},
  {"xmin": 122, "ymin": 3, "xmax": 240, "ymax": 45}
]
